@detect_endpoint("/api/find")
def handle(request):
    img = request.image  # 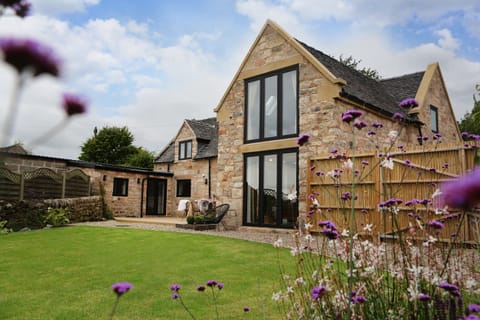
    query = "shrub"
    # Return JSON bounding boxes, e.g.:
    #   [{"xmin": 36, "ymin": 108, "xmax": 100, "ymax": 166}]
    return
[
  {"xmin": 43, "ymin": 207, "xmax": 70, "ymax": 227},
  {"xmin": 186, "ymin": 216, "xmax": 194, "ymax": 224}
]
